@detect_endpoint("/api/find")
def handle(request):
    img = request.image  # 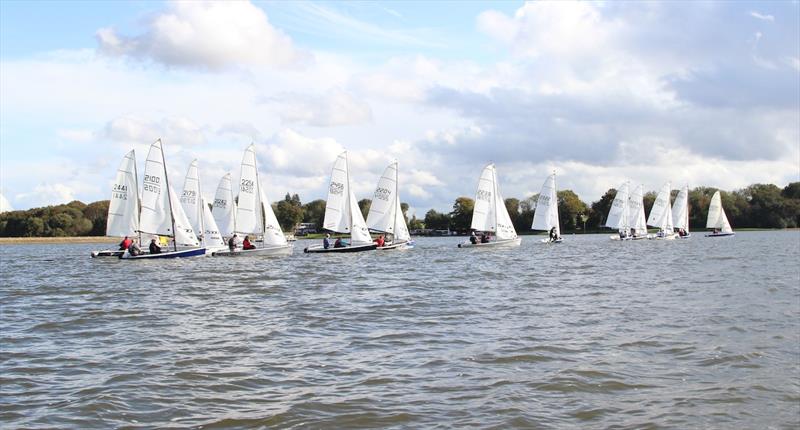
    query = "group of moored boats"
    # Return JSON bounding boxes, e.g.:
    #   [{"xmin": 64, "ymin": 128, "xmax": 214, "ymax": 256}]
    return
[
  {"xmin": 605, "ymin": 181, "xmax": 735, "ymax": 240},
  {"xmin": 91, "ymin": 141, "xmax": 735, "ymax": 259}
]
